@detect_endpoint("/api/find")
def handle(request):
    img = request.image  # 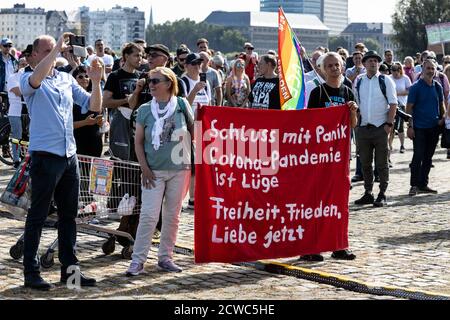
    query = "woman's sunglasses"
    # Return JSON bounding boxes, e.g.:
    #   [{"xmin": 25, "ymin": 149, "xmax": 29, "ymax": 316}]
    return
[
  {"xmin": 77, "ymin": 74, "xmax": 89, "ymax": 79},
  {"xmin": 148, "ymin": 78, "xmax": 169, "ymax": 85}
]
